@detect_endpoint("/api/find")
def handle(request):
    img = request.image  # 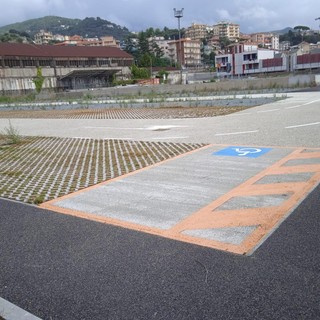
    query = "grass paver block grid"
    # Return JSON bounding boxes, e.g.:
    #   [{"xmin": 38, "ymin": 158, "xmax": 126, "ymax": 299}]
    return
[
  {"xmin": 0, "ymin": 136, "xmax": 206, "ymax": 204},
  {"xmin": 0, "ymin": 106, "xmax": 250, "ymax": 119}
]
